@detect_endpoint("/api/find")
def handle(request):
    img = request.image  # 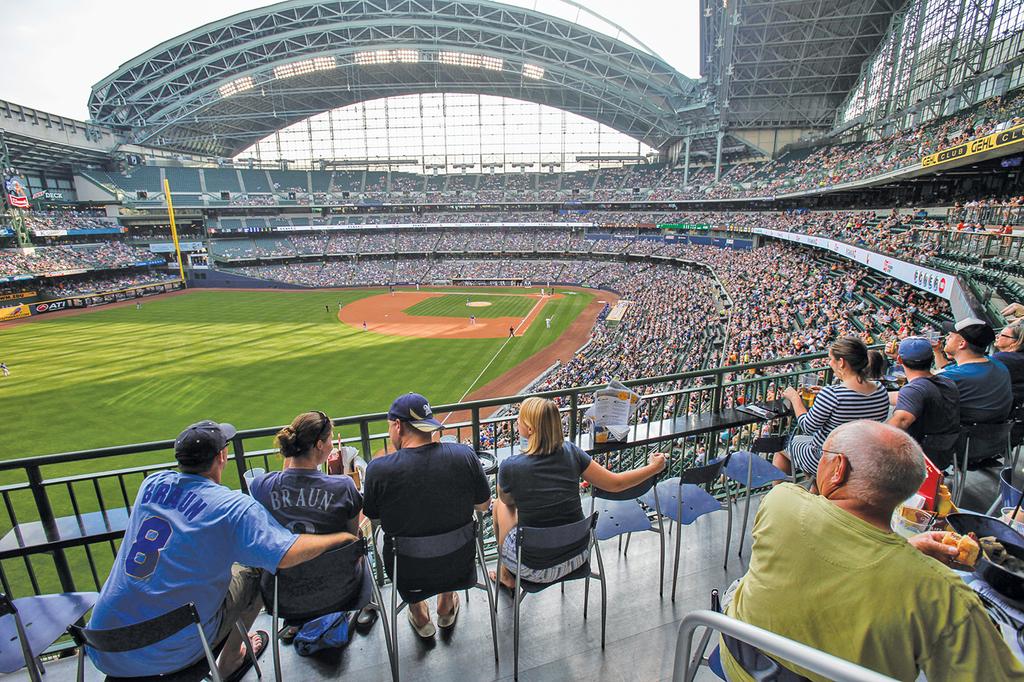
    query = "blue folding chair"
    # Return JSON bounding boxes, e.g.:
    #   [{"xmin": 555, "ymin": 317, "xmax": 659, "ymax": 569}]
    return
[
  {"xmin": 588, "ymin": 475, "xmax": 666, "ymax": 596},
  {"xmin": 385, "ymin": 518, "xmax": 498, "ymax": 682},
  {"xmin": 644, "ymin": 454, "xmax": 732, "ymax": 601},
  {"xmin": 723, "ymin": 436, "xmax": 788, "ymax": 560},
  {"xmin": 504, "ymin": 513, "xmax": 606, "ymax": 681},
  {"xmin": 0, "ymin": 591, "xmax": 97, "ymax": 682}
]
